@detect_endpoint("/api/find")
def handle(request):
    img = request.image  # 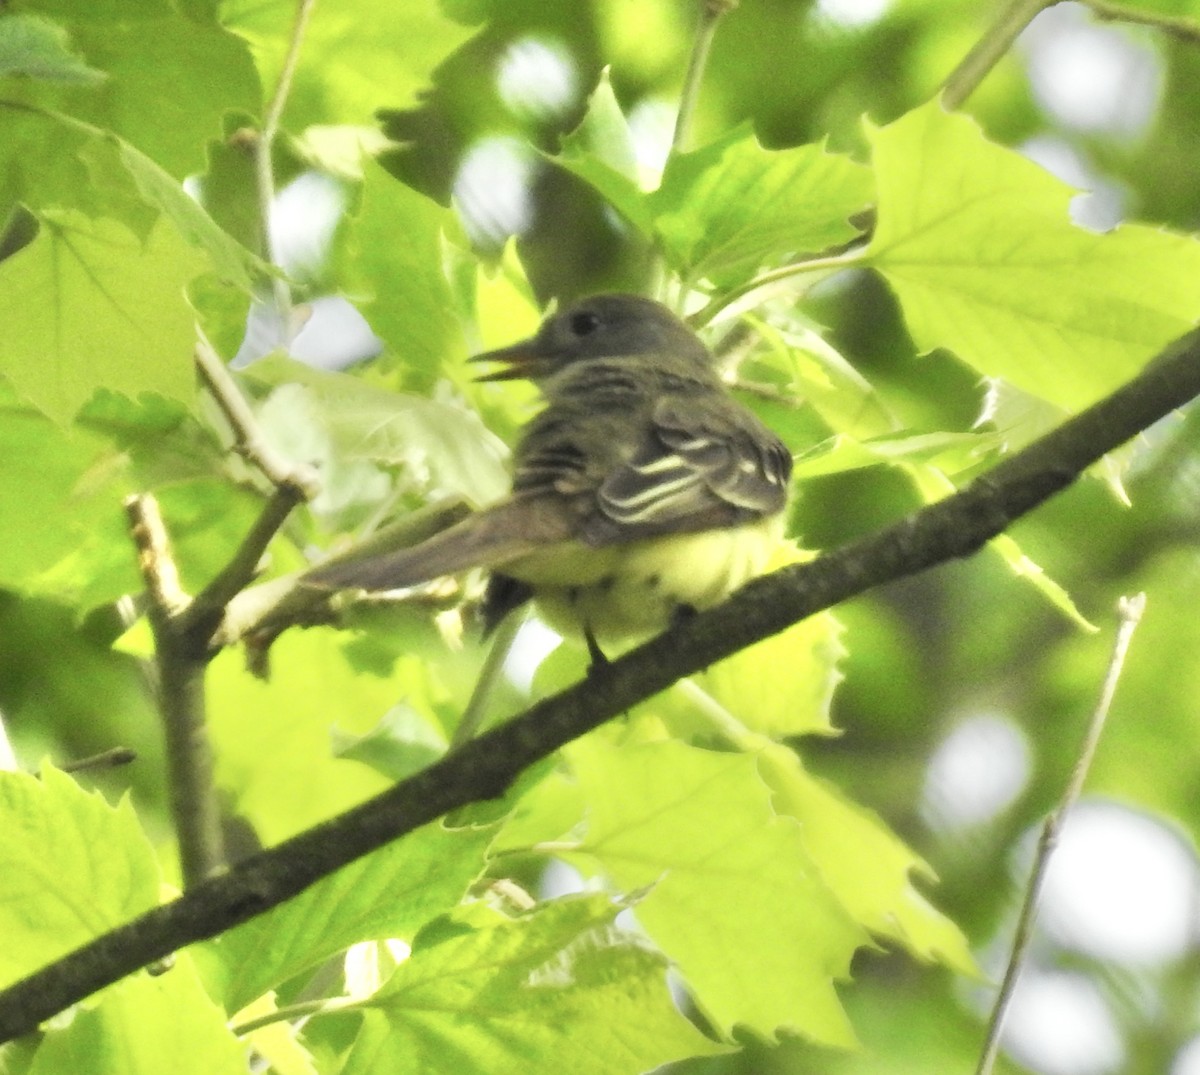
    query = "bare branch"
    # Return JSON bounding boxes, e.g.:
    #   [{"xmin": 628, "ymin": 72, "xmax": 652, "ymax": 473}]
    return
[
  {"xmin": 975, "ymin": 593, "xmax": 1146, "ymax": 1075},
  {"xmin": 189, "ymin": 335, "xmax": 318, "ymax": 619},
  {"xmin": 193, "ymin": 334, "xmax": 318, "ymax": 498},
  {"xmin": 124, "ymin": 495, "xmax": 225, "ymax": 887}
]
